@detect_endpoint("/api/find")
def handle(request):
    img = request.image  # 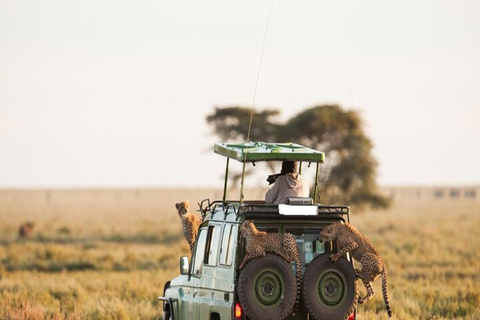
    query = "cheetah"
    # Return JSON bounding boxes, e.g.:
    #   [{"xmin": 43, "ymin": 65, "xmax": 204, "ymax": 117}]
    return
[
  {"xmin": 175, "ymin": 200, "xmax": 202, "ymax": 252},
  {"xmin": 239, "ymin": 220, "xmax": 302, "ymax": 311},
  {"xmin": 320, "ymin": 223, "xmax": 392, "ymax": 318}
]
